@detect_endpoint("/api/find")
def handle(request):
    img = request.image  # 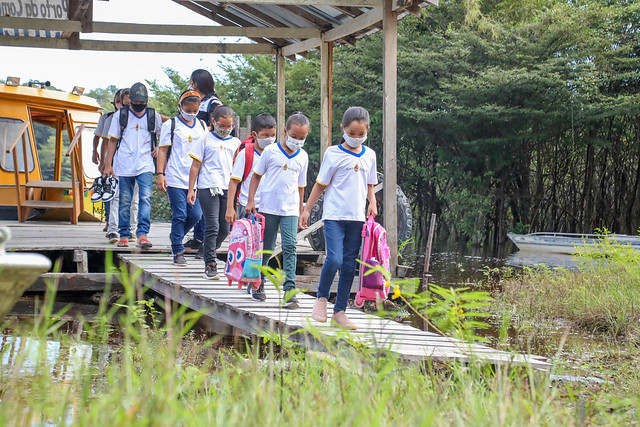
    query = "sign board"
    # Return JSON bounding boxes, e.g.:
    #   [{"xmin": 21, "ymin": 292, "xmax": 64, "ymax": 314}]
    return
[{"xmin": 1, "ymin": 0, "xmax": 69, "ymax": 37}]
